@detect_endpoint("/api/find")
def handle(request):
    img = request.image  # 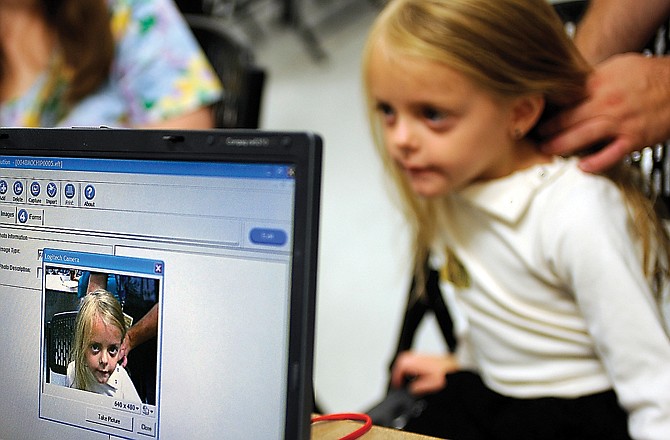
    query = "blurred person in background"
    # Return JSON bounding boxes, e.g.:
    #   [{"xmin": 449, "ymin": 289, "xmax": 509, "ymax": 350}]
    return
[{"xmin": 0, "ymin": 0, "xmax": 222, "ymax": 128}]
